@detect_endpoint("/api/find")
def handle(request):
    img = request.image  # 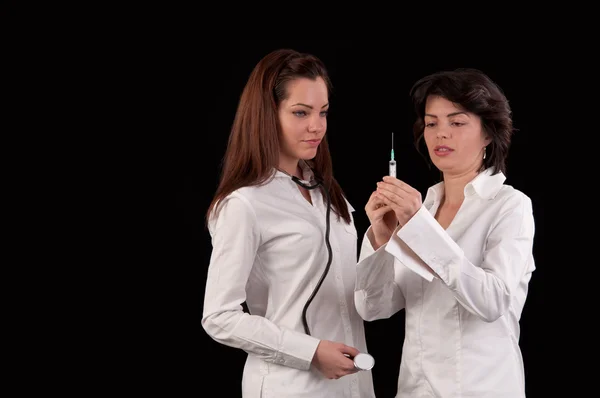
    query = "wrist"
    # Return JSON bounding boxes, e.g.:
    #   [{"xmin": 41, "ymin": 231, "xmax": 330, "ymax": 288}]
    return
[
  {"xmin": 368, "ymin": 228, "xmax": 388, "ymax": 250},
  {"xmin": 311, "ymin": 340, "xmax": 322, "ymax": 364}
]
